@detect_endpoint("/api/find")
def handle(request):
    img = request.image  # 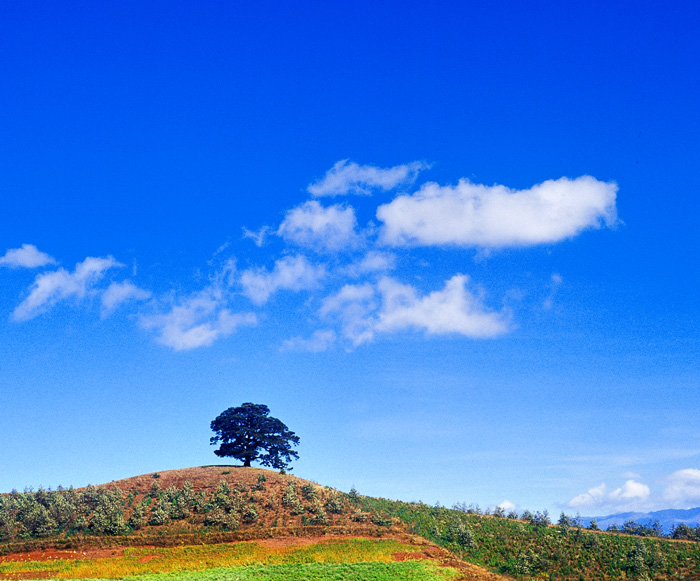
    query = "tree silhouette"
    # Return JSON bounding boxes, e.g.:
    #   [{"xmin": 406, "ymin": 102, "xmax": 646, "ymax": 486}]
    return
[{"xmin": 210, "ymin": 403, "xmax": 299, "ymax": 470}]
